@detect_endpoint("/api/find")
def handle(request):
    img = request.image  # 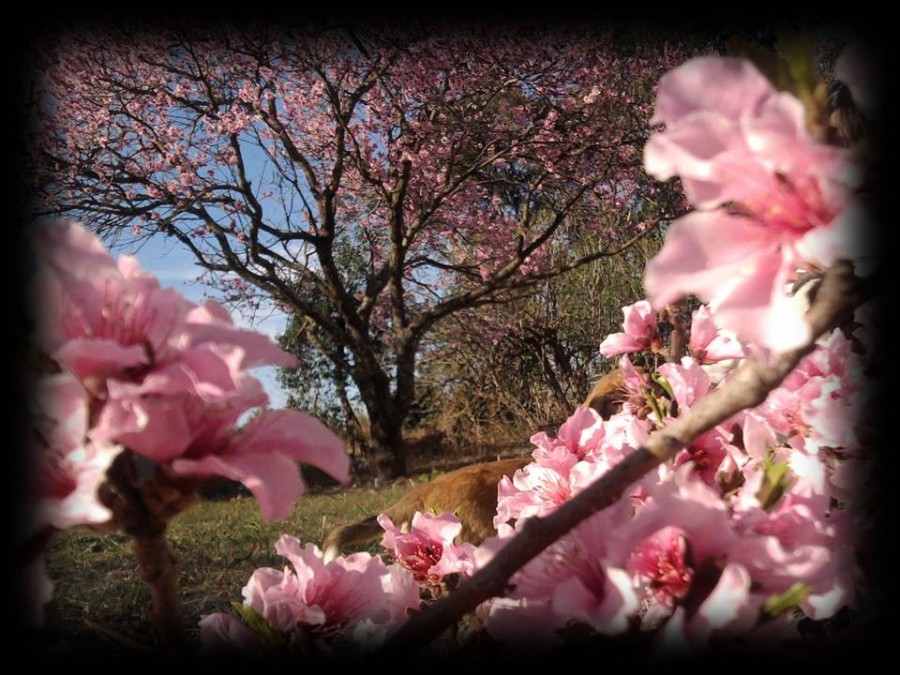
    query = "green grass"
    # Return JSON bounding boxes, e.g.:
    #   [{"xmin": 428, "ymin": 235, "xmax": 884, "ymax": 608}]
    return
[{"xmin": 40, "ymin": 482, "xmax": 411, "ymax": 656}]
